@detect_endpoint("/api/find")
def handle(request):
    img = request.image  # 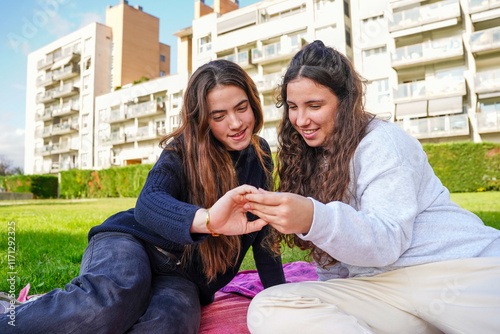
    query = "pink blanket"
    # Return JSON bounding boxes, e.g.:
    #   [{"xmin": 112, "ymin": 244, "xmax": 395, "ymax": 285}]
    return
[{"xmin": 199, "ymin": 261, "xmax": 317, "ymax": 333}]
